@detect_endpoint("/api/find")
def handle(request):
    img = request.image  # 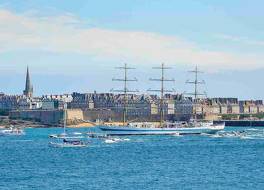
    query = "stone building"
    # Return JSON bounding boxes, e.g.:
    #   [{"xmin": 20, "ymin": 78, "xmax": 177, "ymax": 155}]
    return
[
  {"xmin": 69, "ymin": 92, "xmax": 94, "ymax": 109},
  {"xmin": 219, "ymin": 105, "xmax": 228, "ymax": 114},
  {"xmin": 41, "ymin": 94, "xmax": 72, "ymax": 110},
  {"xmin": 226, "ymin": 104, "xmax": 239, "ymax": 114},
  {"xmin": 239, "ymin": 100, "xmax": 260, "ymax": 114},
  {"xmin": 18, "ymin": 97, "xmax": 42, "ymax": 110},
  {"xmin": 249, "ymin": 105, "xmax": 258, "ymax": 114},
  {"xmin": 0, "ymin": 95, "xmax": 21, "ymax": 110},
  {"xmin": 174, "ymin": 98, "xmax": 193, "ymax": 121},
  {"xmin": 202, "ymin": 104, "xmax": 220, "ymax": 115},
  {"xmin": 257, "ymin": 105, "xmax": 264, "ymax": 113}
]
